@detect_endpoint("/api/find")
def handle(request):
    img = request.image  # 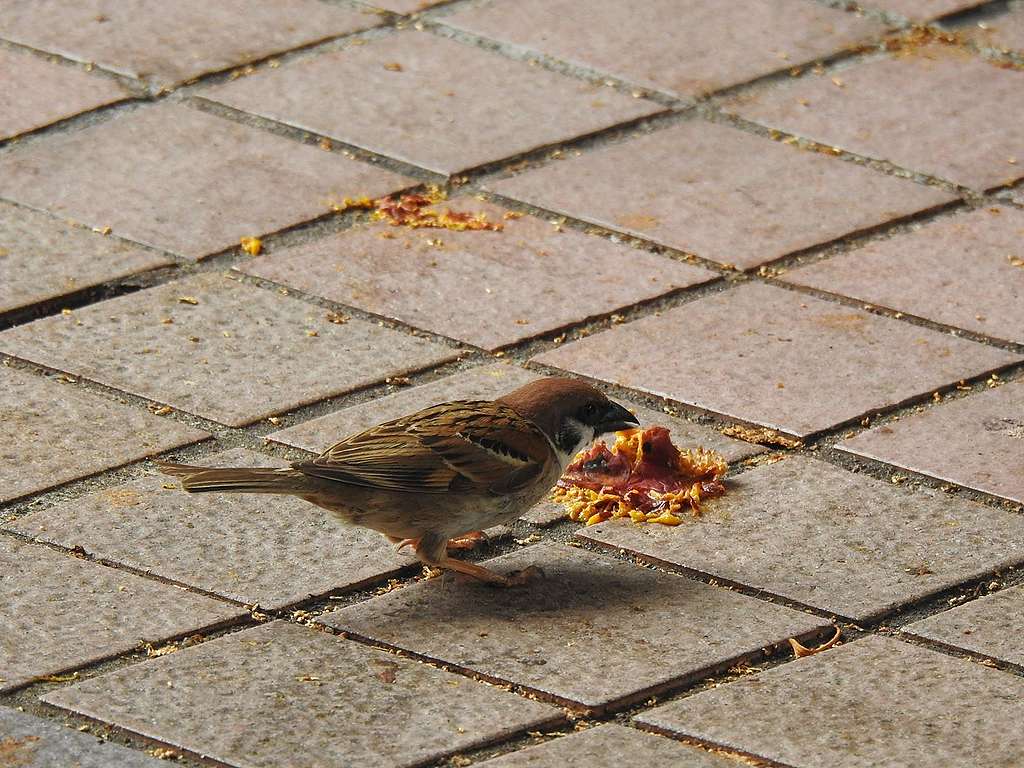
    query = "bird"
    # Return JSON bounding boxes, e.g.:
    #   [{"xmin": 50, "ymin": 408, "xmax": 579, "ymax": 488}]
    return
[{"xmin": 157, "ymin": 377, "xmax": 639, "ymax": 586}]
